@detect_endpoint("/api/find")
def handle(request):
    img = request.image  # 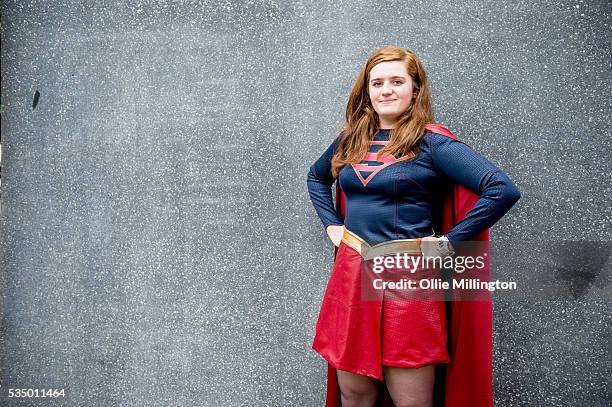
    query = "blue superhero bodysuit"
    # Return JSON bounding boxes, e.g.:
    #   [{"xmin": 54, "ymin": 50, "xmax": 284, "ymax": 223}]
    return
[{"xmin": 307, "ymin": 129, "xmax": 521, "ymax": 246}]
